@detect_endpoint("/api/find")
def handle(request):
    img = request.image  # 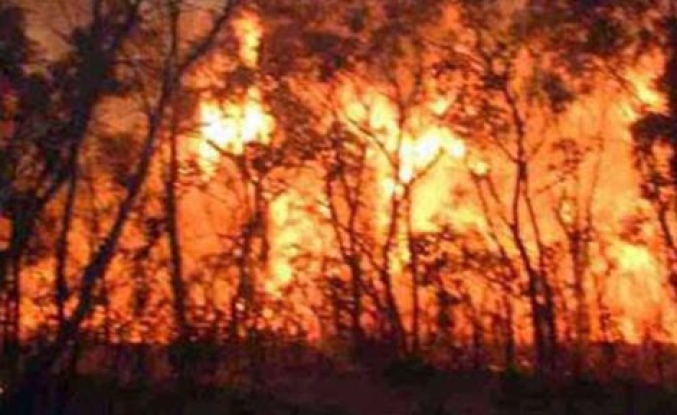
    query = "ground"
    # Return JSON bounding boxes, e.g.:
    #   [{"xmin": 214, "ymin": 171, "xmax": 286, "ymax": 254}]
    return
[{"xmin": 60, "ymin": 360, "xmax": 677, "ymax": 415}]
